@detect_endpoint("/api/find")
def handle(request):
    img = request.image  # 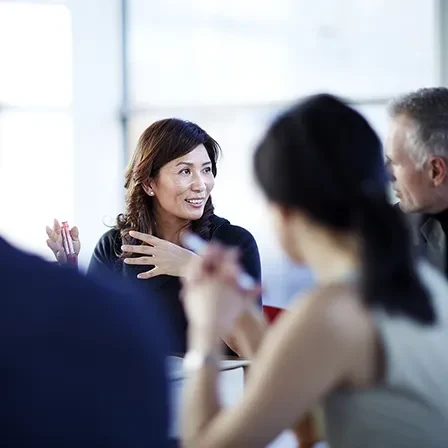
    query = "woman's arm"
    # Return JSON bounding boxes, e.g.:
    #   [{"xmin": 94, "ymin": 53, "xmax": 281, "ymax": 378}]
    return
[
  {"xmin": 223, "ymin": 308, "xmax": 268, "ymax": 358},
  {"xmin": 223, "ymin": 308, "xmax": 323, "ymax": 447},
  {"xmin": 218, "ymin": 228, "xmax": 264, "ymax": 356},
  {"xmin": 182, "ymin": 286, "xmax": 366, "ymax": 448}
]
